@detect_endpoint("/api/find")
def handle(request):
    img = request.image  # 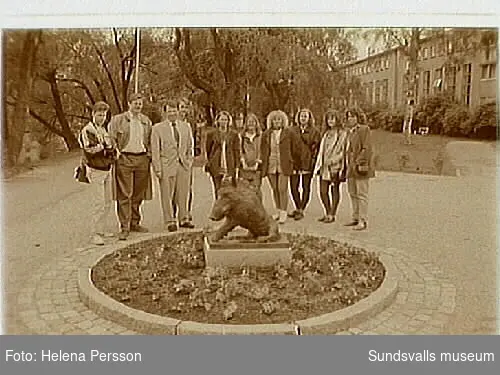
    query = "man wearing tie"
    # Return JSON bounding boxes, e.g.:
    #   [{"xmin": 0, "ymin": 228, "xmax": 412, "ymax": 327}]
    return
[{"xmin": 151, "ymin": 100, "xmax": 194, "ymax": 232}]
